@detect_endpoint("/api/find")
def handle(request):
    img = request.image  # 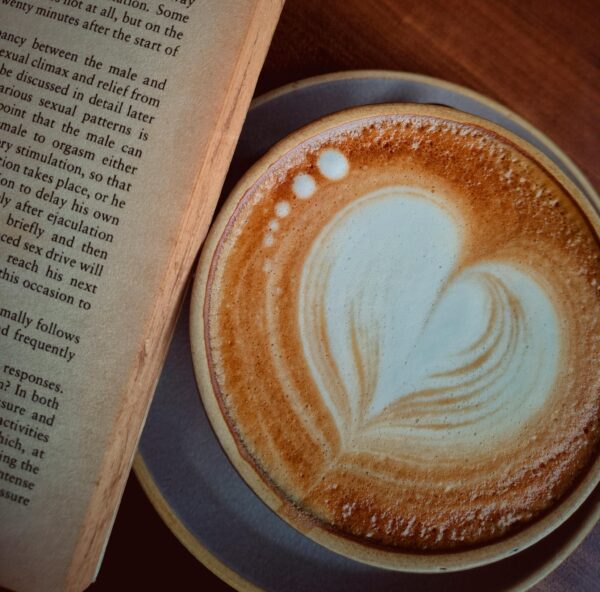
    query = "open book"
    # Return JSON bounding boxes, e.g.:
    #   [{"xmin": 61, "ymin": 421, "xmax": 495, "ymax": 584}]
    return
[{"xmin": 0, "ymin": 1, "xmax": 282, "ymax": 590}]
